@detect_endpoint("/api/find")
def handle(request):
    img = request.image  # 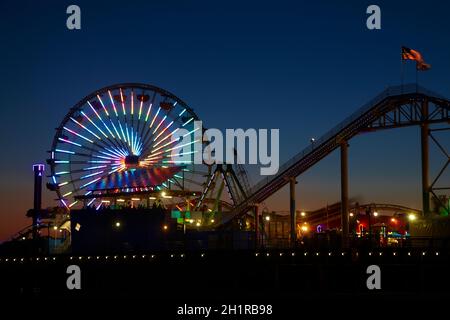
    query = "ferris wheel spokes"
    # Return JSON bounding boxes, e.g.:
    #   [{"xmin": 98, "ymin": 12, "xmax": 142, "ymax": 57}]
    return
[{"xmin": 48, "ymin": 83, "xmax": 202, "ymax": 210}]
